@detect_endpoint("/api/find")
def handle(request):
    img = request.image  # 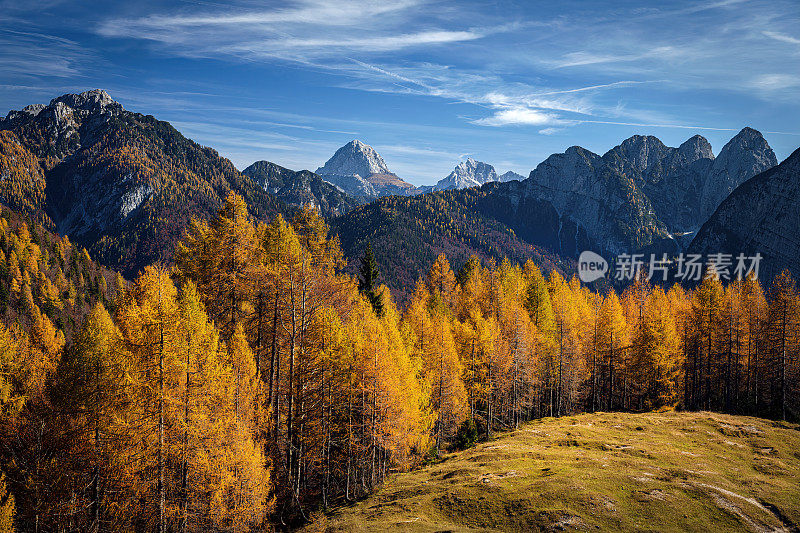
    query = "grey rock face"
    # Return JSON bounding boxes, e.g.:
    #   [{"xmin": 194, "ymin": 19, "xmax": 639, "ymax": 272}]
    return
[
  {"xmin": 498, "ymin": 171, "xmax": 524, "ymax": 182},
  {"xmin": 243, "ymin": 160, "xmax": 360, "ymax": 217},
  {"xmin": 527, "ymin": 145, "xmax": 665, "ymax": 255},
  {"xmin": 315, "ymin": 140, "xmax": 417, "ymax": 198},
  {"xmin": 320, "ymin": 173, "xmax": 379, "ymax": 198},
  {"xmin": 2, "ymin": 89, "xmax": 124, "ymax": 160},
  {"xmin": 633, "ymin": 135, "xmax": 715, "ymax": 234},
  {"xmin": 316, "ymin": 139, "xmax": 390, "ymax": 179},
  {"xmin": 520, "ymin": 129, "xmax": 777, "ymax": 256},
  {"xmin": 610, "ymin": 135, "xmax": 672, "ymax": 174},
  {"xmin": 434, "ymin": 158, "xmax": 498, "ymax": 191},
  {"xmin": 689, "ymin": 147, "xmax": 800, "ymax": 282},
  {"xmin": 700, "ymin": 127, "xmax": 777, "ymax": 219}
]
